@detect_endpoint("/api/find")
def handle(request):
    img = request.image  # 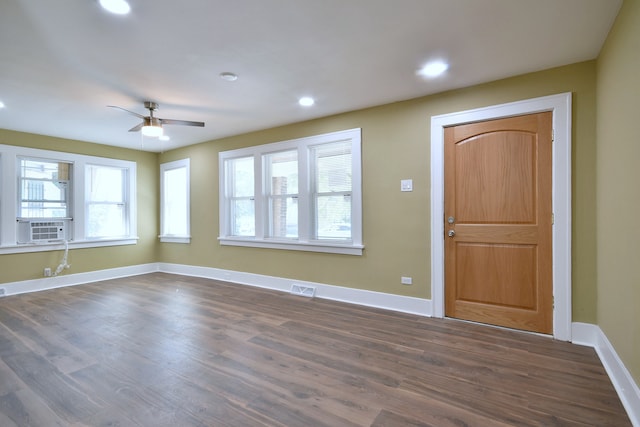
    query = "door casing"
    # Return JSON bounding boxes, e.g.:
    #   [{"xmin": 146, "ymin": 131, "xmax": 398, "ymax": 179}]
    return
[{"xmin": 430, "ymin": 93, "xmax": 572, "ymax": 341}]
